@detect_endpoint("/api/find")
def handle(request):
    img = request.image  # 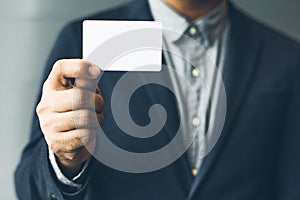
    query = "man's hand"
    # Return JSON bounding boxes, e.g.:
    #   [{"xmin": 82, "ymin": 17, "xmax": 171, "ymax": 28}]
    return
[{"xmin": 36, "ymin": 59, "xmax": 104, "ymax": 178}]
